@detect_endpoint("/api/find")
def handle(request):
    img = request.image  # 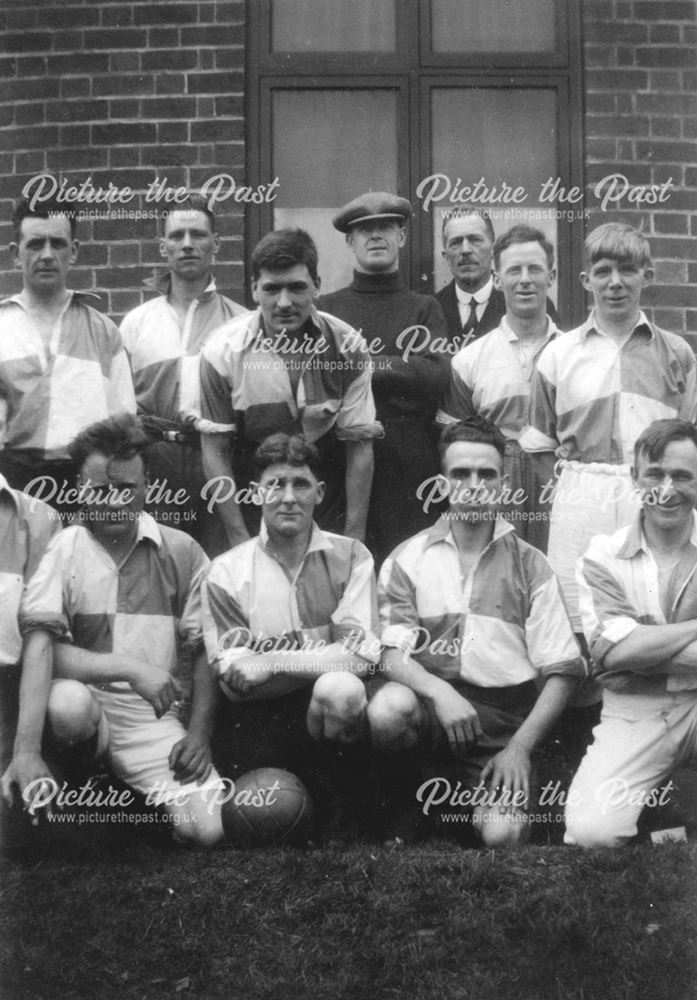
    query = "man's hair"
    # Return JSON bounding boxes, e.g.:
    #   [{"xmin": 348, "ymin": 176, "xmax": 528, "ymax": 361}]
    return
[
  {"xmin": 253, "ymin": 432, "xmax": 322, "ymax": 480},
  {"xmin": 583, "ymin": 222, "xmax": 652, "ymax": 271},
  {"xmin": 633, "ymin": 419, "xmax": 697, "ymax": 468},
  {"xmin": 251, "ymin": 229, "xmax": 319, "ymax": 283},
  {"xmin": 161, "ymin": 193, "xmax": 216, "ymax": 235},
  {"xmin": 441, "ymin": 208, "xmax": 495, "ymax": 245},
  {"xmin": 68, "ymin": 413, "xmax": 149, "ymax": 470},
  {"xmin": 493, "ymin": 224, "xmax": 555, "ymax": 271},
  {"xmin": 12, "ymin": 196, "xmax": 77, "ymax": 241},
  {"xmin": 438, "ymin": 416, "xmax": 506, "ymax": 466}
]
